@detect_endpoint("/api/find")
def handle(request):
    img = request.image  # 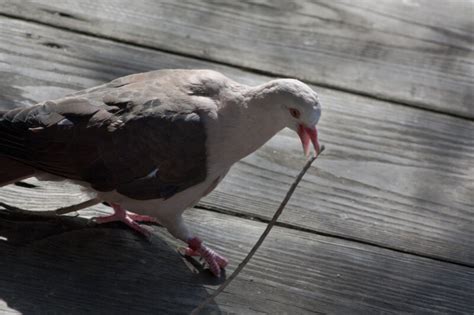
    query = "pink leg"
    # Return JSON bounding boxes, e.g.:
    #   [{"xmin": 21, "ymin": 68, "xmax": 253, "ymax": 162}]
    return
[
  {"xmin": 126, "ymin": 212, "xmax": 159, "ymax": 224},
  {"xmin": 184, "ymin": 237, "xmax": 228, "ymax": 277},
  {"xmin": 93, "ymin": 203, "xmax": 154, "ymax": 237}
]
